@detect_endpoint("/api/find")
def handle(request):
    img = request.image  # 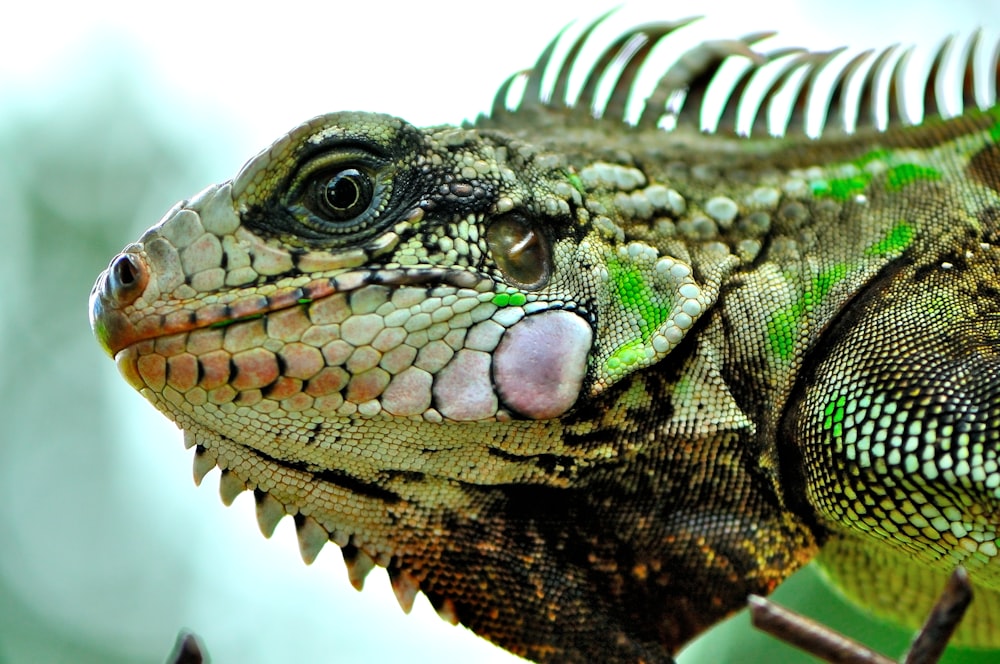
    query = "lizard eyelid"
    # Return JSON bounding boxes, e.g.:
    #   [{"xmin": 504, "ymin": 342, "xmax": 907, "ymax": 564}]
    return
[{"xmin": 283, "ymin": 153, "xmax": 394, "ymax": 242}]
